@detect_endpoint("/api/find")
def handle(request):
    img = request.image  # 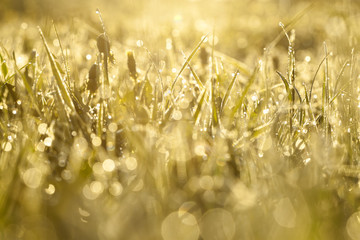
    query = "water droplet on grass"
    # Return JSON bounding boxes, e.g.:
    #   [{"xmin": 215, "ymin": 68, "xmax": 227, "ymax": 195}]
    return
[
  {"xmin": 45, "ymin": 184, "xmax": 55, "ymax": 195},
  {"xmin": 108, "ymin": 122, "xmax": 117, "ymax": 133},
  {"xmin": 44, "ymin": 137, "xmax": 53, "ymax": 147},
  {"xmin": 3, "ymin": 142, "xmax": 12, "ymax": 152},
  {"xmin": 38, "ymin": 123, "xmax": 47, "ymax": 135},
  {"xmin": 136, "ymin": 40, "xmax": 144, "ymax": 47},
  {"xmin": 36, "ymin": 142, "xmax": 45, "ymax": 152},
  {"xmin": 172, "ymin": 110, "xmax": 182, "ymax": 120}
]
